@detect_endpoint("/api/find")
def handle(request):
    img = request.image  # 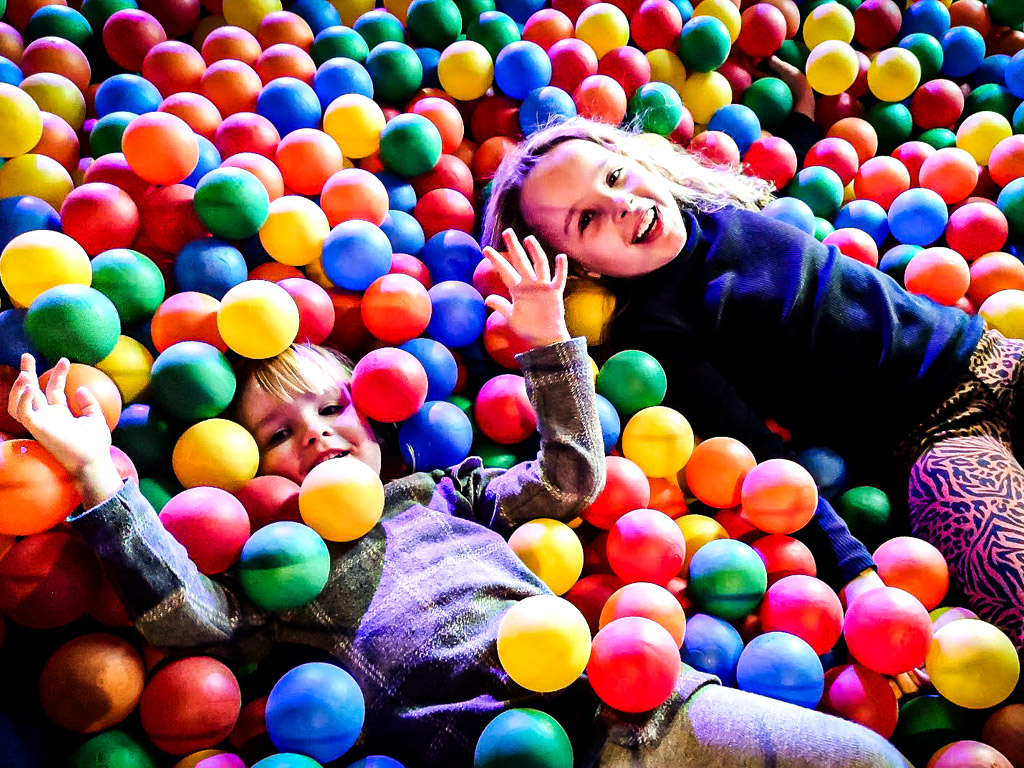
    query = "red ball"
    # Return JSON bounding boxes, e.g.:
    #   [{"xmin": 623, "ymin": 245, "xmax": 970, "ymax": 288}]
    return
[
  {"xmin": 737, "ymin": 3, "xmax": 787, "ymax": 57},
  {"xmin": 474, "ymin": 373, "xmax": 538, "ymax": 444},
  {"xmin": 853, "ymin": 0, "xmax": 902, "ymax": 49},
  {"xmin": 411, "ymin": 154, "xmax": 474, "ymax": 200},
  {"xmin": 414, "ymin": 188, "xmax": 475, "ymax": 240},
  {"xmin": 743, "ymin": 136, "xmax": 798, "ymax": 190},
  {"xmin": 159, "ymin": 487, "xmax": 250, "ymax": 574},
  {"xmin": 805, "ymin": 137, "xmax": 861, "ymax": 186},
  {"xmin": 139, "ymin": 0, "xmax": 201, "ymax": 38},
  {"xmin": 587, "ymin": 616, "xmax": 681, "ymax": 712},
  {"xmin": 911, "ymin": 79, "xmax": 964, "ymax": 130},
  {"xmin": 689, "ymin": 131, "xmax": 740, "ymax": 166},
  {"xmin": 390, "ymin": 253, "xmax": 433, "ymax": 289},
  {"xmin": 277, "ymin": 277, "xmax": 336, "ymax": 345},
  {"xmin": 411, "ymin": 97, "xmax": 464, "ymax": 154},
  {"xmin": 469, "ymin": 95, "xmax": 521, "ymax": 142},
  {"xmin": 890, "ymin": 140, "xmax": 936, "ymax": 187},
  {"xmin": 139, "ymin": 656, "xmax": 242, "ymax": 756},
  {"xmin": 606, "ymin": 508, "xmax": 685, "ymax": 585},
  {"xmin": 552, "ymin": 0, "xmax": 599, "ymax": 23},
  {"xmin": 361, "ymin": 273, "xmax": 432, "ymax": 345},
  {"xmin": 815, "ymin": 93, "xmax": 864, "ymax": 131},
  {"xmin": 159, "ymin": 92, "xmax": 223, "ymax": 142},
  {"xmin": 759, "ymin": 574, "xmax": 843, "ymax": 654},
  {"xmin": 325, "ymin": 288, "xmax": 372, "ymax": 354},
  {"xmin": 630, "ymin": 0, "xmax": 682, "ymax": 52},
  {"xmin": 582, "ymin": 455, "xmax": 651, "ymax": 529},
  {"xmin": 549, "ymin": 38, "xmax": 599, "ymax": 95},
  {"xmin": 597, "ymin": 46, "xmax": 650, "ymax": 100},
  {"xmin": 472, "ymin": 256, "xmax": 511, "ymax": 302},
  {"xmin": 820, "ymin": 663, "xmax": 899, "ymax": 738},
  {"xmin": 823, "ymin": 227, "xmax": 879, "ymax": 267},
  {"xmin": 565, "ymin": 572, "xmax": 624, "ymax": 635},
  {"xmin": 524, "ymin": 8, "xmax": 576, "ymax": 50},
  {"xmin": 574, "ymin": 74, "xmax": 628, "ymax": 124},
  {"xmin": 143, "ymin": 41, "xmax": 206, "ymax": 98},
  {"xmin": 60, "ymin": 182, "xmax": 140, "ymax": 256},
  {"xmin": 989, "ymin": 135, "xmax": 1024, "ymax": 187},
  {"xmin": 320, "ymin": 168, "xmax": 389, "ymax": 227},
  {"xmin": 873, "ymin": 536, "xmax": 950, "ymax": 611},
  {"xmin": 232, "ymin": 474, "xmax": 302, "ymax": 531},
  {"xmin": 843, "ymin": 586, "xmax": 932, "ymax": 675},
  {"xmin": 751, "ymin": 533, "xmax": 817, "ymax": 586},
  {"xmin": 718, "ymin": 58, "xmax": 753, "ymax": 101},
  {"xmin": 483, "ymin": 309, "xmax": 533, "ymax": 369},
  {"xmin": 946, "ymin": 202, "xmax": 1009, "ymax": 261},
  {"xmin": 214, "ymin": 112, "xmax": 281, "ymax": 159},
  {"xmin": 82, "ymin": 153, "xmax": 152, "ymax": 207},
  {"xmin": 139, "ymin": 184, "xmax": 208, "ymax": 254},
  {"xmin": 854, "ymin": 155, "xmax": 911, "ymax": 210},
  {"xmin": 600, "ymin": 581, "xmax": 687, "ymax": 647},
  {"xmin": 103, "ymin": 9, "xmax": 168, "ymax": 72},
  {"xmin": 350, "ymin": 347, "xmax": 429, "ymax": 422}
]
